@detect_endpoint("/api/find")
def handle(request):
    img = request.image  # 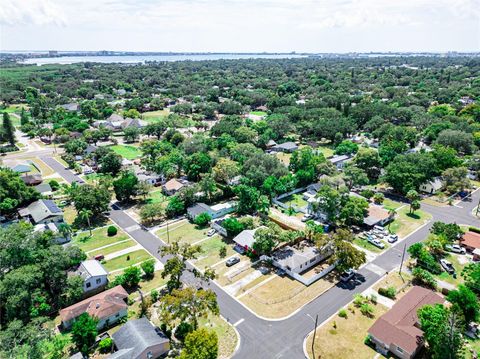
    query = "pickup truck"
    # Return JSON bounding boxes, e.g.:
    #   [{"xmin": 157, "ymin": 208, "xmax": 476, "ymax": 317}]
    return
[
  {"xmin": 367, "ymin": 236, "xmax": 385, "ymax": 249},
  {"xmin": 440, "ymin": 259, "xmax": 455, "ymax": 275},
  {"xmin": 445, "ymin": 244, "xmax": 466, "ymax": 254}
]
